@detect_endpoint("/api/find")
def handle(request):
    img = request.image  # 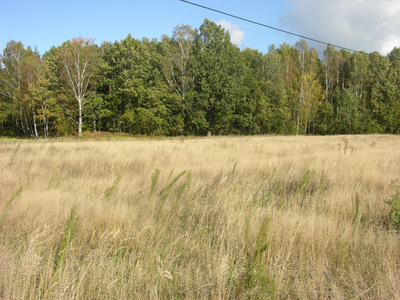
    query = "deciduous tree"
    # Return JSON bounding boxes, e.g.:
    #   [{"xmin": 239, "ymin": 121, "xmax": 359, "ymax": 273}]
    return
[
  {"xmin": 0, "ymin": 41, "xmax": 25, "ymax": 135},
  {"xmin": 160, "ymin": 25, "xmax": 195, "ymax": 104},
  {"xmin": 191, "ymin": 19, "xmax": 244, "ymax": 135},
  {"xmin": 60, "ymin": 37, "xmax": 100, "ymax": 136}
]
